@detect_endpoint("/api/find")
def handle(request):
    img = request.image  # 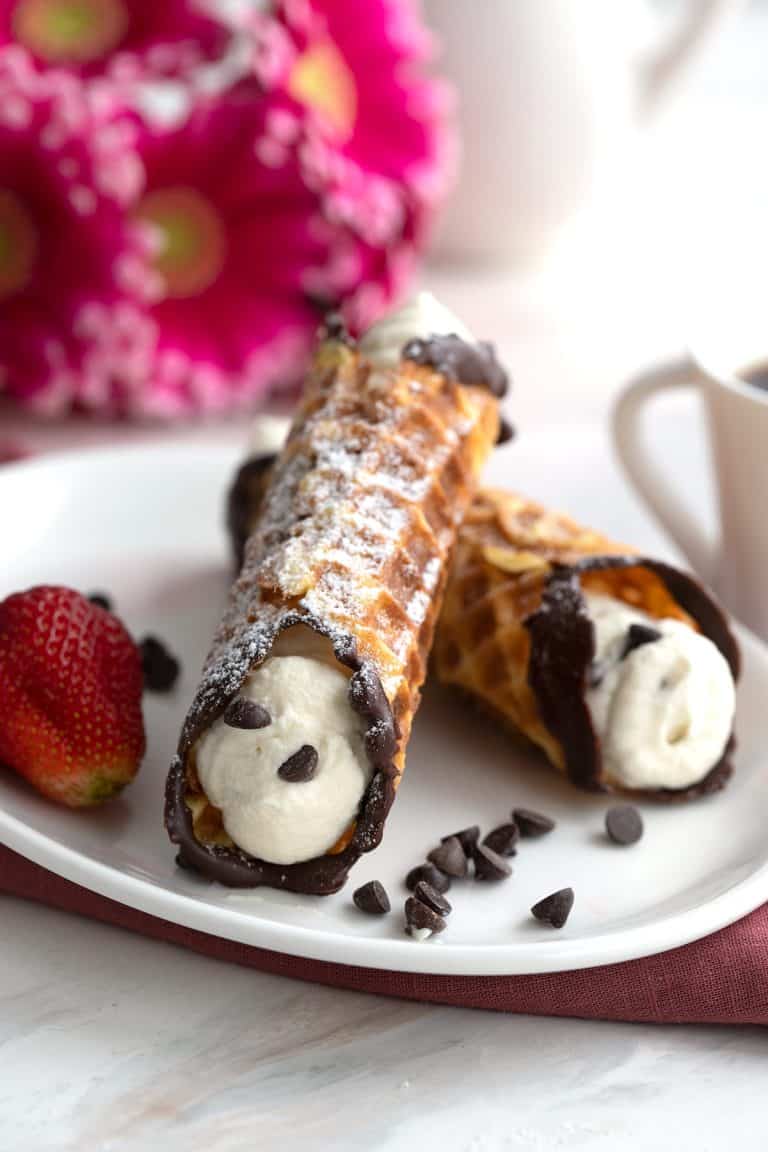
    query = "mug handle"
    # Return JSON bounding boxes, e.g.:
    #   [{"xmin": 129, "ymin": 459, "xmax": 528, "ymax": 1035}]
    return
[
  {"xmin": 612, "ymin": 357, "xmax": 717, "ymax": 582},
  {"xmin": 638, "ymin": 0, "xmax": 743, "ymax": 117}
]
